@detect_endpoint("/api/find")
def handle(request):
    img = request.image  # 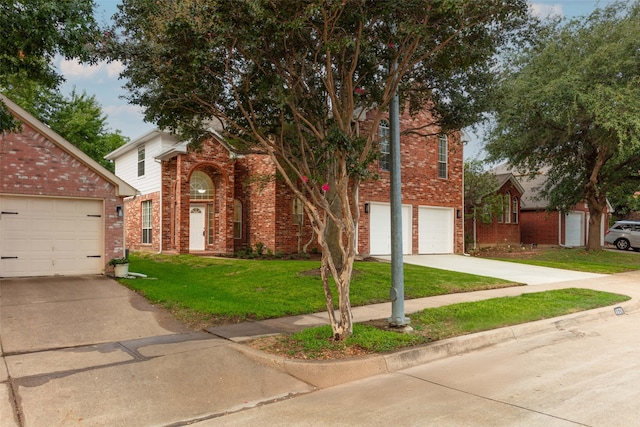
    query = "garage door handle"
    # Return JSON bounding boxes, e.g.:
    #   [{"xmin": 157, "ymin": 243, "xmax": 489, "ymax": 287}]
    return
[
  {"xmin": 86, "ymin": 255, "xmax": 101, "ymax": 258},
  {"xmin": 1, "ymin": 256, "xmax": 18, "ymax": 259},
  {"xmin": 87, "ymin": 214, "xmax": 102, "ymax": 218},
  {"xmin": 1, "ymin": 211, "xmax": 18, "ymax": 214}
]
